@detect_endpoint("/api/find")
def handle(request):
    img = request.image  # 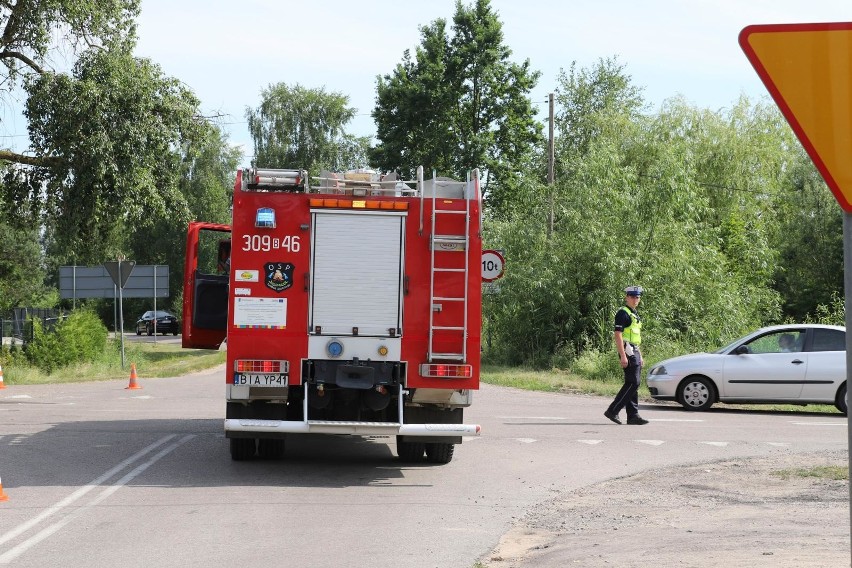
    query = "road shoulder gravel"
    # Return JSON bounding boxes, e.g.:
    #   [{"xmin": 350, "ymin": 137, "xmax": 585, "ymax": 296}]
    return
[{"xmin": 480, "ymin": 450, "xmax": 849, "ymax": 568}]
